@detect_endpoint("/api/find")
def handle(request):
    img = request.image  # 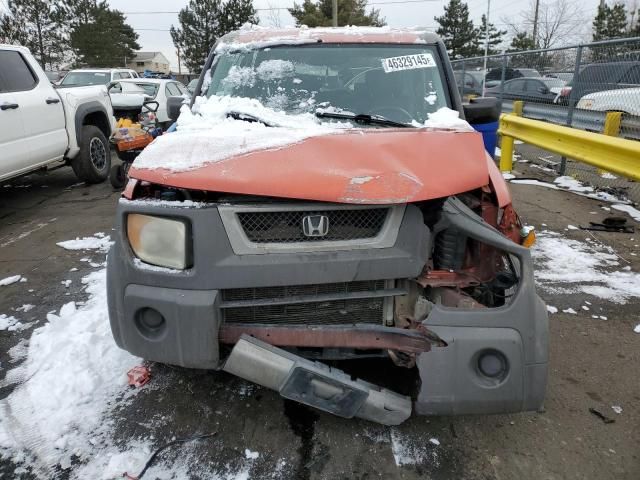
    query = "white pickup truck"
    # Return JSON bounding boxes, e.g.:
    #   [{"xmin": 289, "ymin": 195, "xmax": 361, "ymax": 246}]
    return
[{"xmin": 0, "ymin": 44, "xmax": 116, "ymax": 184}]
